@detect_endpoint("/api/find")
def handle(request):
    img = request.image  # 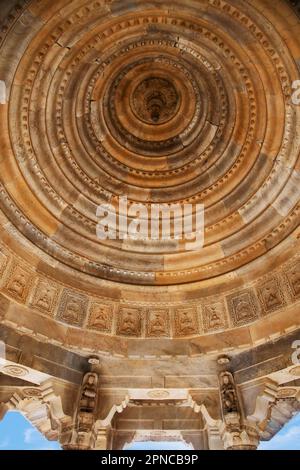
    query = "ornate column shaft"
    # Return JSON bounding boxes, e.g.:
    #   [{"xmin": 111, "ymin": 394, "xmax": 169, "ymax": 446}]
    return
[{"xmin": 218, "ymin": 358, "xmax": 259, "ymax": 450}]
